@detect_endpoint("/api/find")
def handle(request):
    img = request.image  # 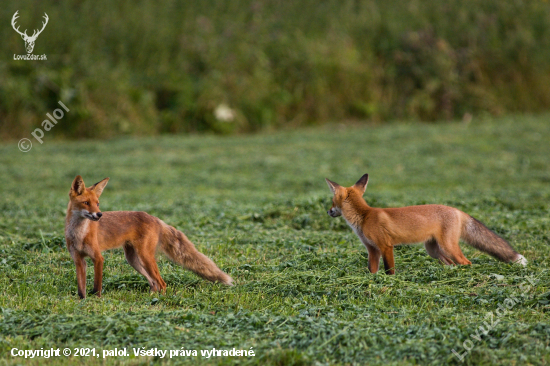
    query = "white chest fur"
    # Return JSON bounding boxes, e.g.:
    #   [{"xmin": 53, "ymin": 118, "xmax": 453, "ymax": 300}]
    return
[
  {"xmin": 65, "ymin": 214, "xmax": 89, "ymax": 250},
  {"xmin": 344, "ymin": 217, "xmax": 377, "ymax": 249}
]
